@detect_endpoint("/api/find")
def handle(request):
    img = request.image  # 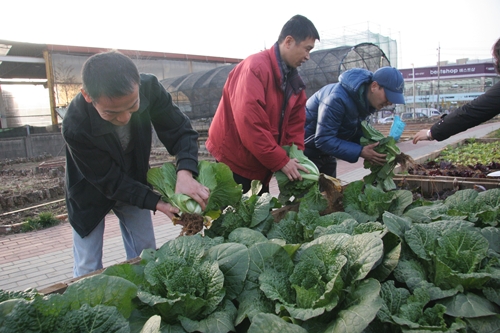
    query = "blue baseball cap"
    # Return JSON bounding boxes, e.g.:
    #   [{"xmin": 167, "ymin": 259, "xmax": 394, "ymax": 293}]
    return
[{"xmin": 372, "ymin": 67, "xmax": 405, "ymax": 104}]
